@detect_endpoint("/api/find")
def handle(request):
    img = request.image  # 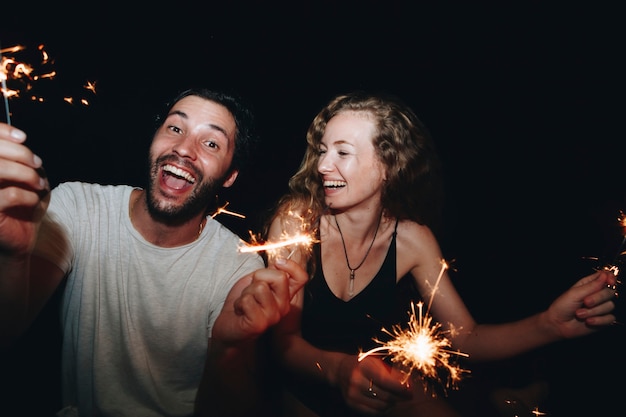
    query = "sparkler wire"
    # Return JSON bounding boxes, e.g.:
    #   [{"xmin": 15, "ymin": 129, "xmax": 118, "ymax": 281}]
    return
[{"xmin": 0, "ymin": 42, "xmax": 11, "ymax": 125}]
